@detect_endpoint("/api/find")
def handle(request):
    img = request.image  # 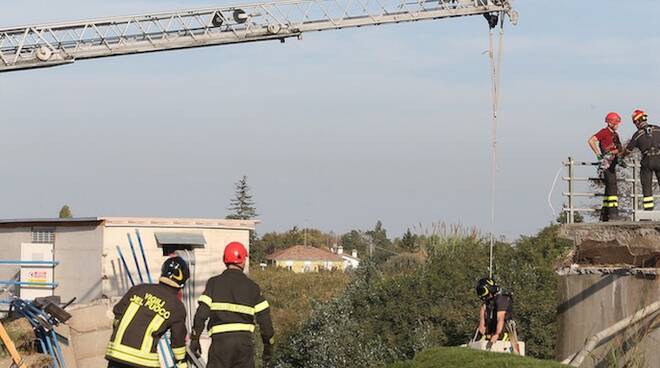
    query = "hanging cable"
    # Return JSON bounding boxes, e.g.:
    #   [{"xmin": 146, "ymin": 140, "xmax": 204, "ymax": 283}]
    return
[{"xmin": 486, "ymin": 13, "xmax": 505, "ymax": 279}]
